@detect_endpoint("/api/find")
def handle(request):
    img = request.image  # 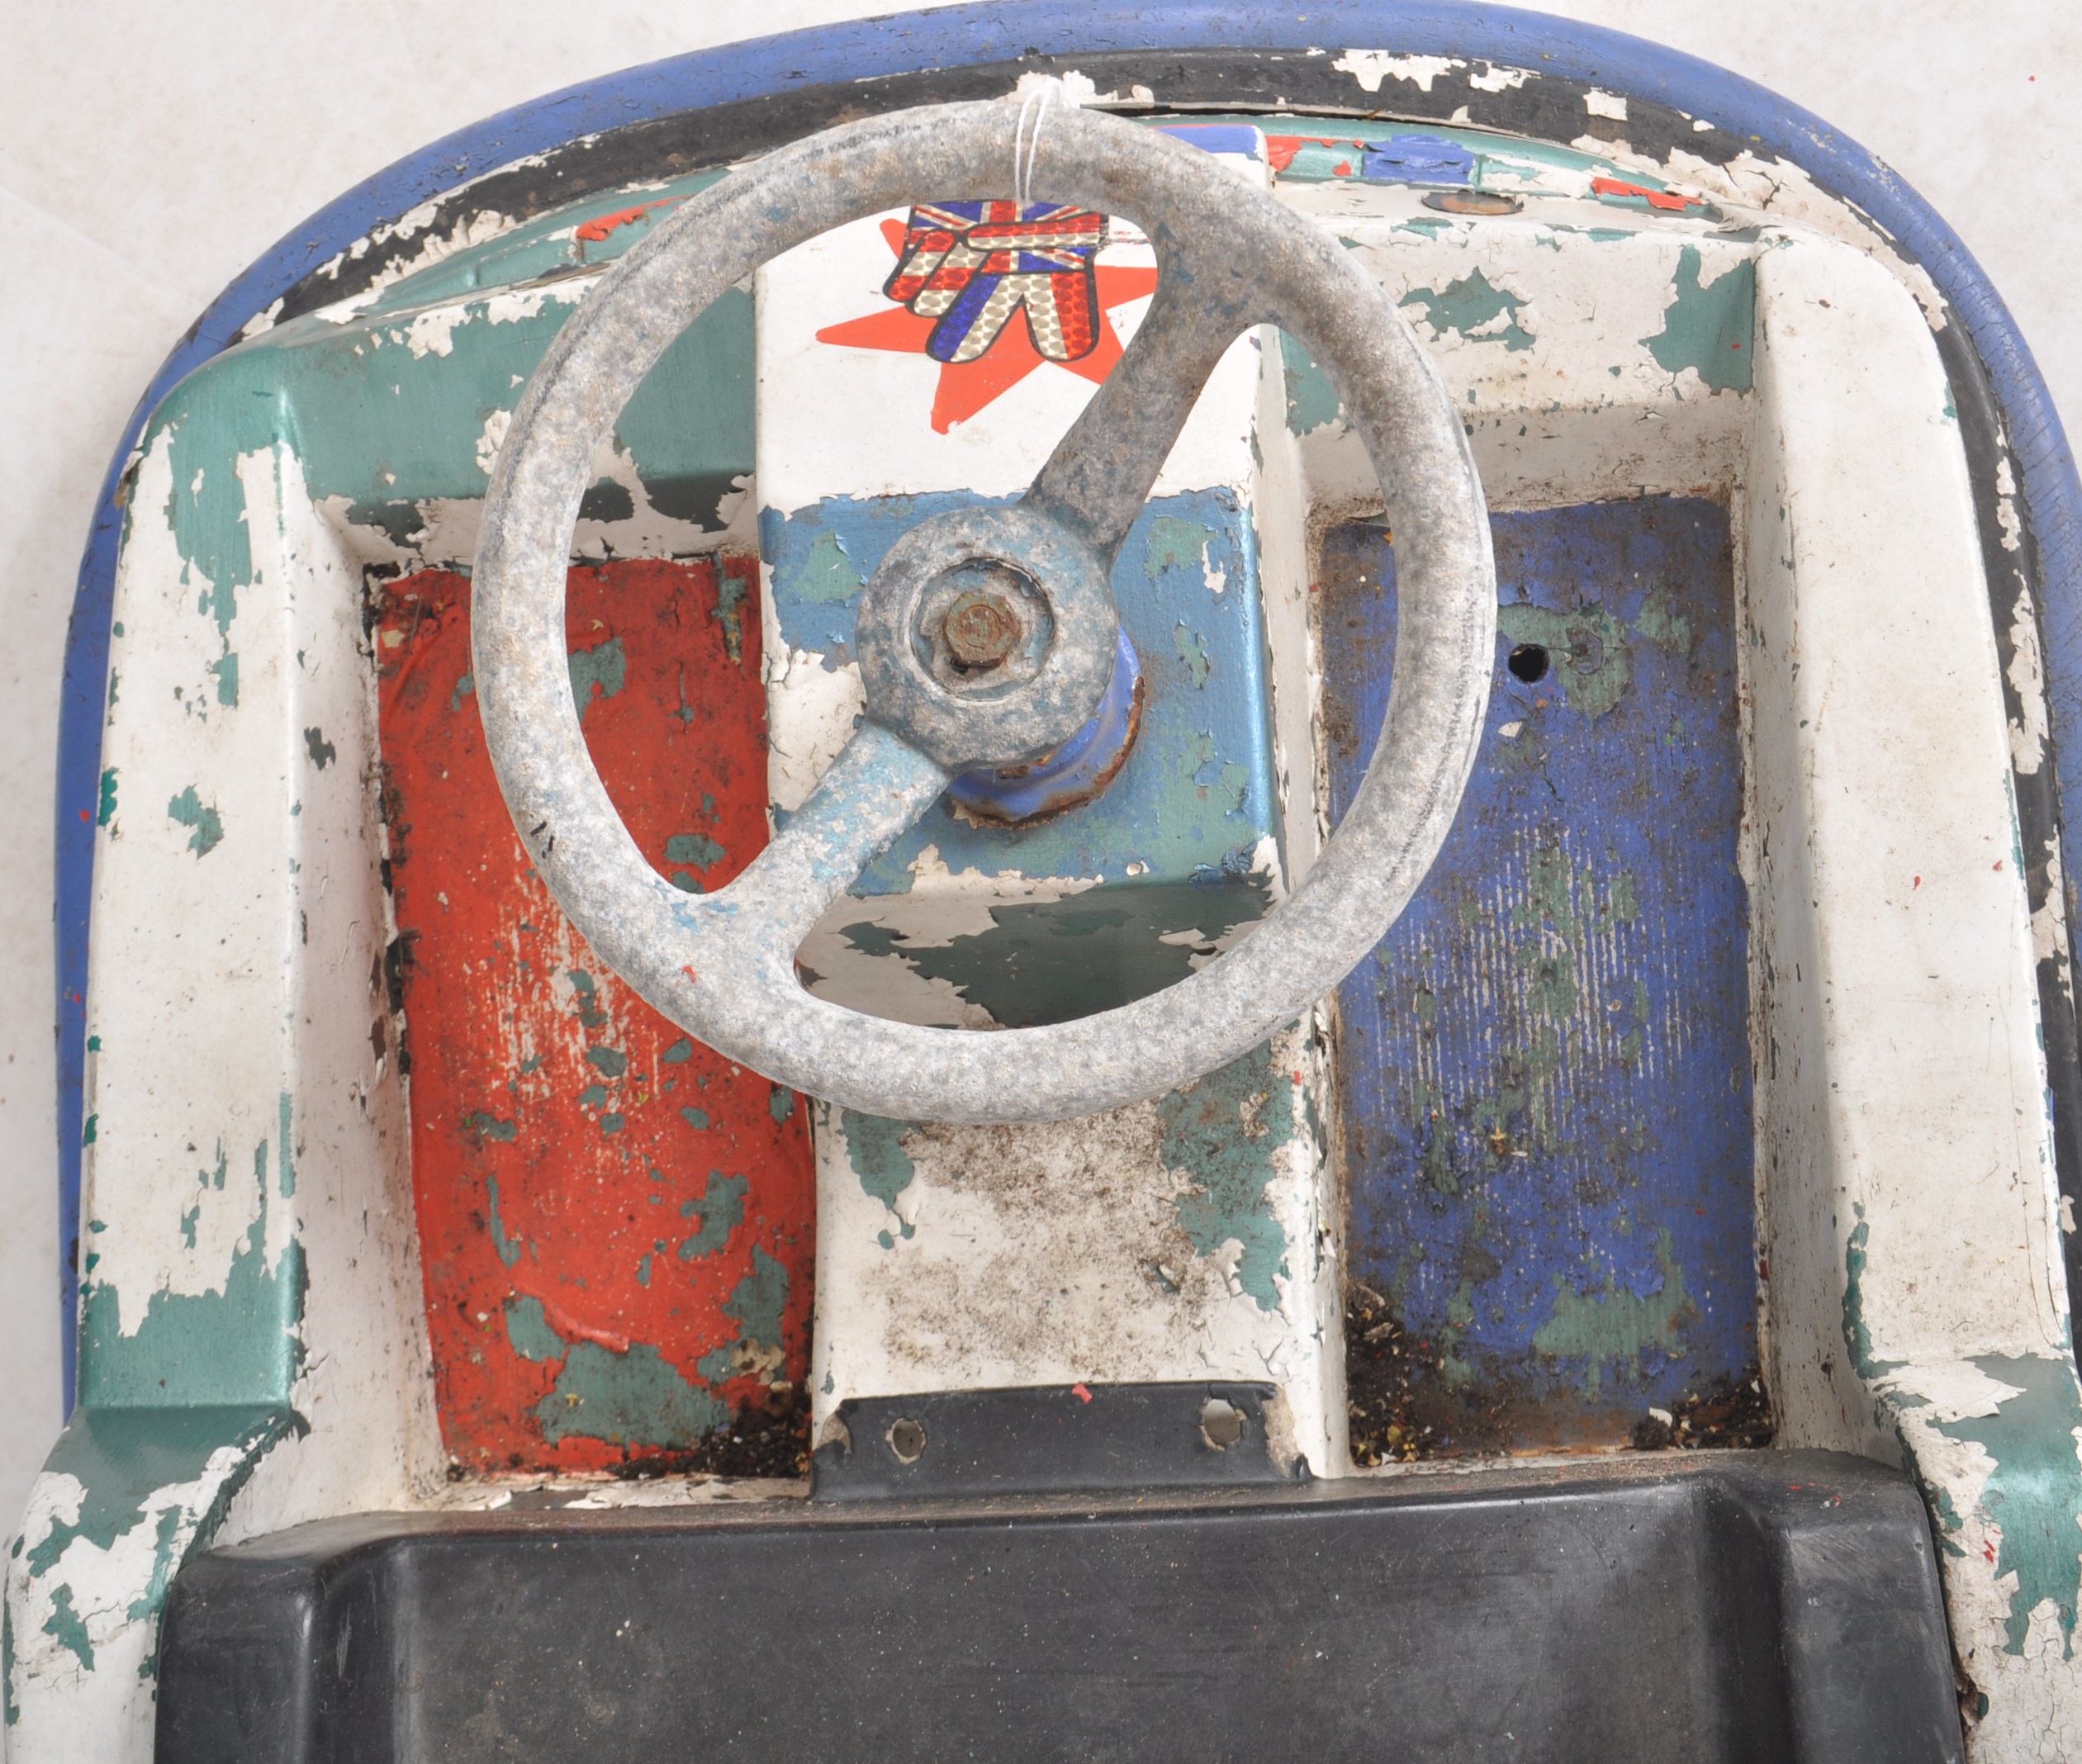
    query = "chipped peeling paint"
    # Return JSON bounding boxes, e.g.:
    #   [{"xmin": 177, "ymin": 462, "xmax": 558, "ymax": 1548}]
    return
[
  {"xmin": 1326, "ymin": 499, "xmax": 1753, "ymax": 1452},
  {"xmin": 763, "ymin": 486, "xmax": 1284, "ymax": 1029},
  {"xmin": 375, "ymin": 561, "xmax": 814, "ymax": 1472},
  {"xmin": 809, "ymin": 1026, "xmax": 1343, "ymax": 1474}
]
